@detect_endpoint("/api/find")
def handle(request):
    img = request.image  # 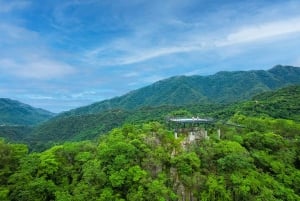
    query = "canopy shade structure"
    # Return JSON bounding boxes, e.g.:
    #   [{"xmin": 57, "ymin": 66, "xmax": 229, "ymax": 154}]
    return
[{"xmin": 168, "ymin": 117, "xmax": 214, "ymax": 124}]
